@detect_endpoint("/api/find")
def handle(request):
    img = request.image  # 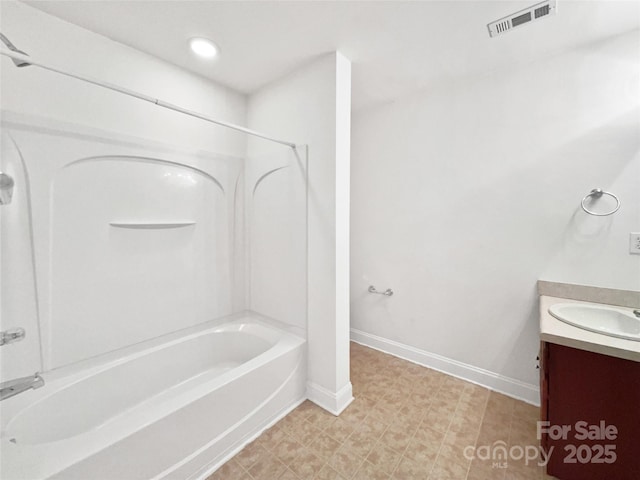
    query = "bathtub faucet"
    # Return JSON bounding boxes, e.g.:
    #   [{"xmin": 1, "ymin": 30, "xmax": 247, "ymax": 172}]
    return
[{"xmin": 0, "ymin": 373, "xmax": 44, "ymax": 401}]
